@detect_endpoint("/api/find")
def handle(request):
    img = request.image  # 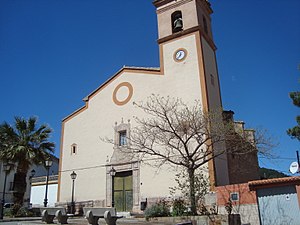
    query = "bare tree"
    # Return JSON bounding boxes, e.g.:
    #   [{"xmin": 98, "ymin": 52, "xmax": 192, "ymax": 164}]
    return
[{"xmin": 107, "ymin": 95, "xmax": 272, "ymax": 215}]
